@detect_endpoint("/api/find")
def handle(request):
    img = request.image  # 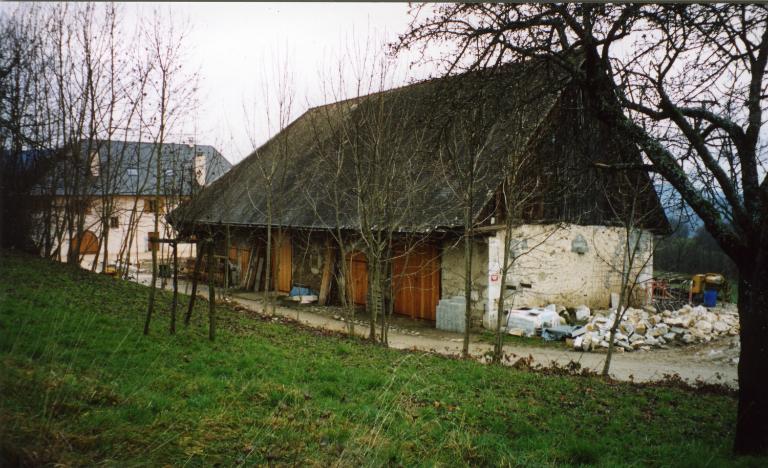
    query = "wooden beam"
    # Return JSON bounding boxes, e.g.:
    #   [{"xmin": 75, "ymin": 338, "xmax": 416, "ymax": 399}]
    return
[
  {"xmin": 208, "ymin": 241, "xmax": 216, "ymax": 341},
  {"xmin": 318, "ymin": 239, "xmax": 335, "ymax": 306}
]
